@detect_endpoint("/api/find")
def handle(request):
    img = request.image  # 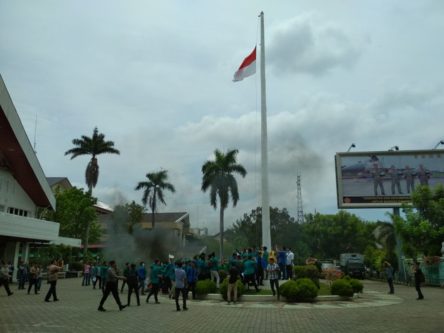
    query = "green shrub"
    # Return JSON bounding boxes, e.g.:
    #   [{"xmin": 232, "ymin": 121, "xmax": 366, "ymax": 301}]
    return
[
  {"xmin": 331, "ymin": 279, "xmax": 354, "ymax": 297},
  {"xmin": 219, "ymin": 278, "xmax": 245, "ymax": 301},
  {"xmin": 218, "ymin": 270, "xmax": 227, "ymax": 281},
  {"xmin": 348, "ymin": 278, "xmax": 364, "ymax": 293},
  {"xmin": 196, "ymin": 279, "xmax": 217, "ymax": 295},
  {"xmin": 293, "ymin": 265, "xmax": 320, "ymax": 288},
  {"xmin": 280, "ymin": 278, "xmax": 318, "ymax": 302}
]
